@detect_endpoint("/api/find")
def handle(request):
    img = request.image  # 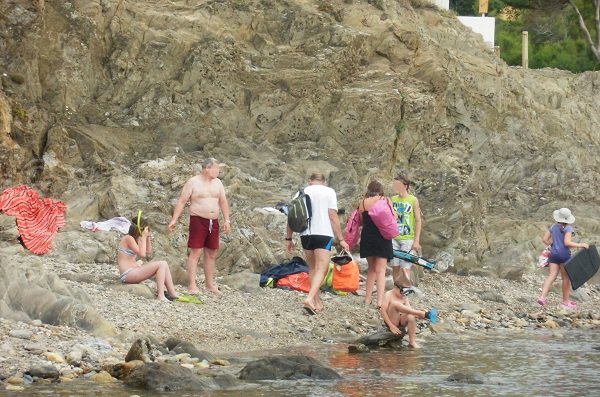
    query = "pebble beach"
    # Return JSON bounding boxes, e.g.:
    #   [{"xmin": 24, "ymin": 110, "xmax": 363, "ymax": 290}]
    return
[{"xmin": 2, "ymin": 258, "xmax": 600, "ymax": 389}]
